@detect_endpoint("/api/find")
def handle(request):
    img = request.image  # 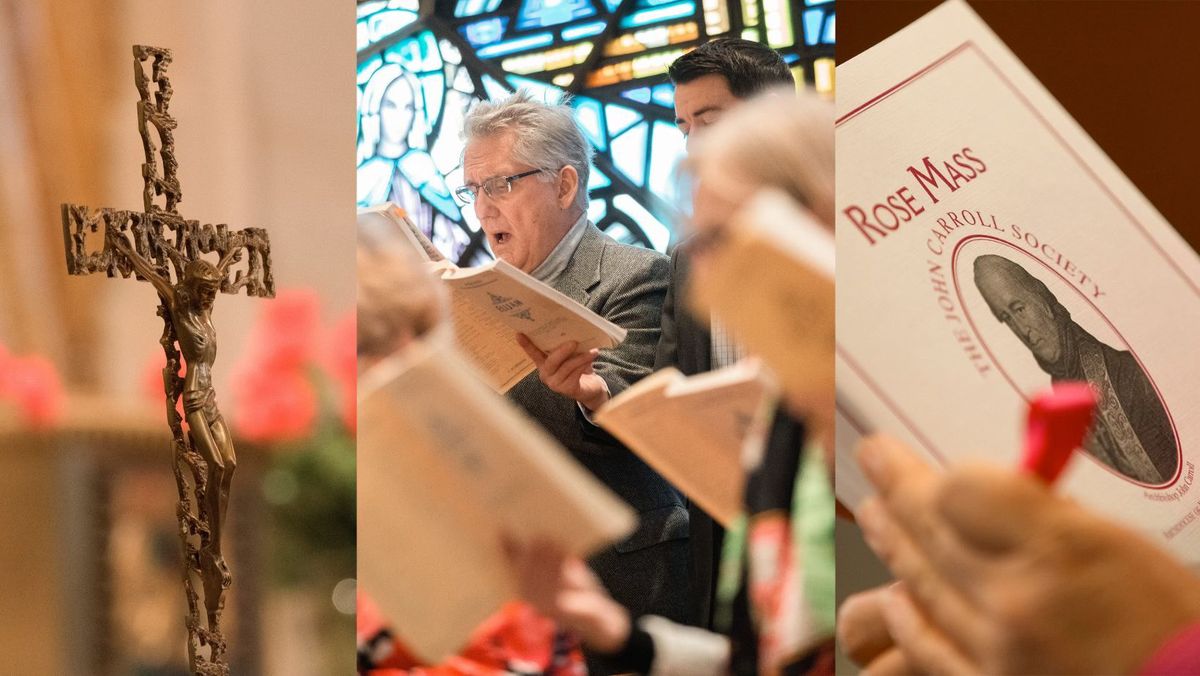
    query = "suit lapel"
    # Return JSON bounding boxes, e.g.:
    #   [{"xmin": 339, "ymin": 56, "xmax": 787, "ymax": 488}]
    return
[{"xmin": 554, "ymin": 223, "xmax": 606, "ymax": 306}]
